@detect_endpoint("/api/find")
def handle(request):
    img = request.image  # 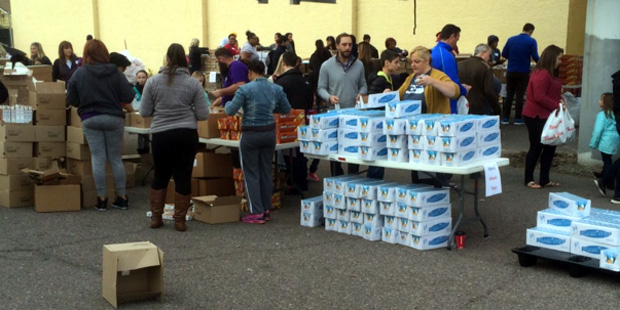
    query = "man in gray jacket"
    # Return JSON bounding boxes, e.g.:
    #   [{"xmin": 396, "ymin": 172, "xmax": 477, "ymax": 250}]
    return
[{"xmin": 317, "ymin": 33, "xmax": 367, "ymax": 176}]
